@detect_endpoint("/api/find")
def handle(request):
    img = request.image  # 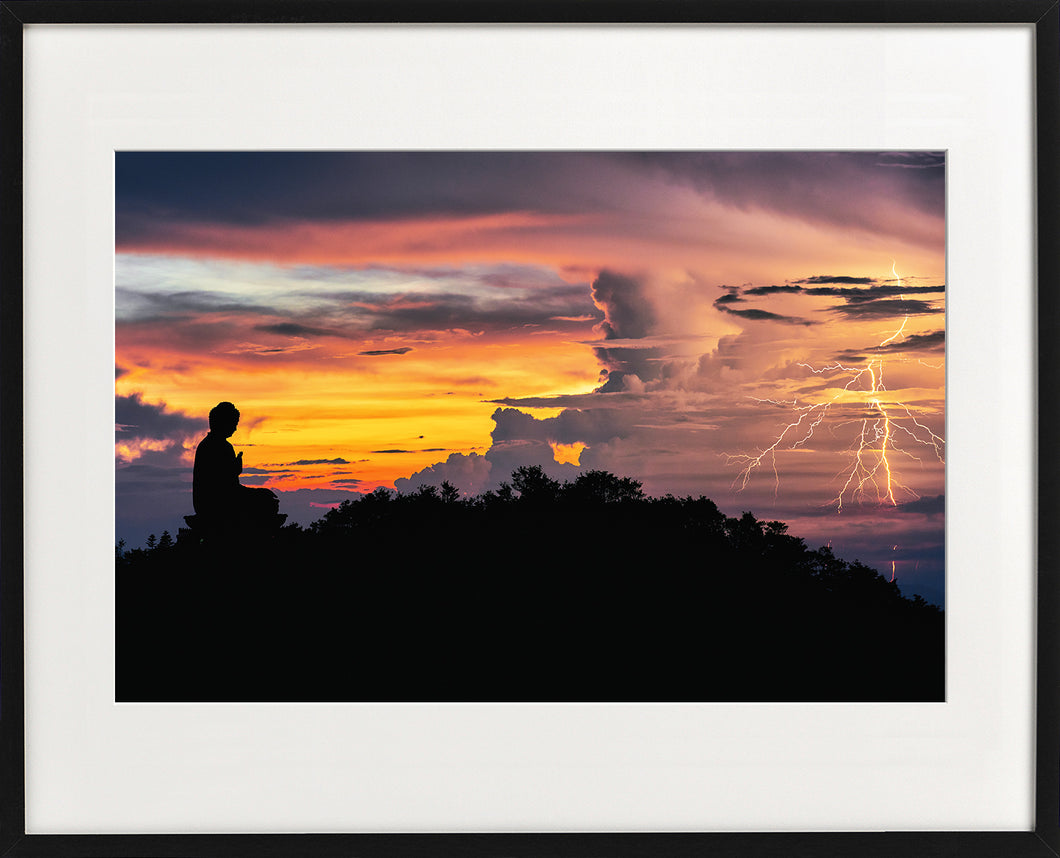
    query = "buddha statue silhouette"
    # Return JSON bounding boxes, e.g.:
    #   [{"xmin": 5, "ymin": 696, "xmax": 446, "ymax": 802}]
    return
[{"xmin": 189, "ymin": 401, "xmax": 283, "ymax": 536}]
